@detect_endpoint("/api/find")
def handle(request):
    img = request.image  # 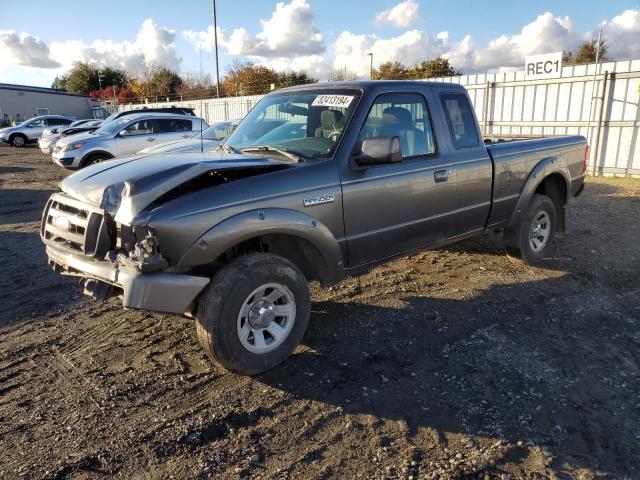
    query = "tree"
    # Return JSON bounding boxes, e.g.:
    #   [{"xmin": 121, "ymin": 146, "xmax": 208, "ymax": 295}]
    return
[
  {"xmin": 562, "ymin": 39, "xmax": 609, "ymax": 65},
  {"xmin": 176, "ymin": 72, "xmax": 219, "ymax": 100},
  {"xmin": 221, "ymin": 60, "xmax": 279, "ymax": 96},
  {"xmin": 133, "ymin": 65, "xmax": 183, "ymax": 101},
  {"xmin": 328, "ymin": 69, "xmax": 359, "ymax": 81},
  {"xmin": 373, "ymin": 61, "xmax": 411, "ymax": 80},
  {"xmin": 275, "ymin": 70, "xmax": 318, "ymax": 88},
  {"xmin": 117, "ymin": 86, "xmax": 136, "ymax": 103},
  {"xmin": 51, "ymin": 62, "xmax": 128, "ymax": 95},
  {"xmin": 409, "ymin": 57, "xmax": 460, "ymax": 79}
]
